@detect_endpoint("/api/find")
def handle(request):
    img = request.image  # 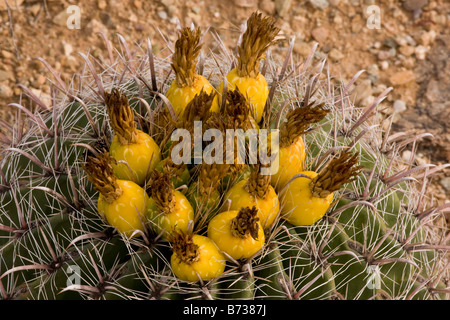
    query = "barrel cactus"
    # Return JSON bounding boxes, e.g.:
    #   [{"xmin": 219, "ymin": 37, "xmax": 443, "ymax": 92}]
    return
[{"xmin": 0, "ymin": 11, "xmax": 448, "ymax": 300}]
